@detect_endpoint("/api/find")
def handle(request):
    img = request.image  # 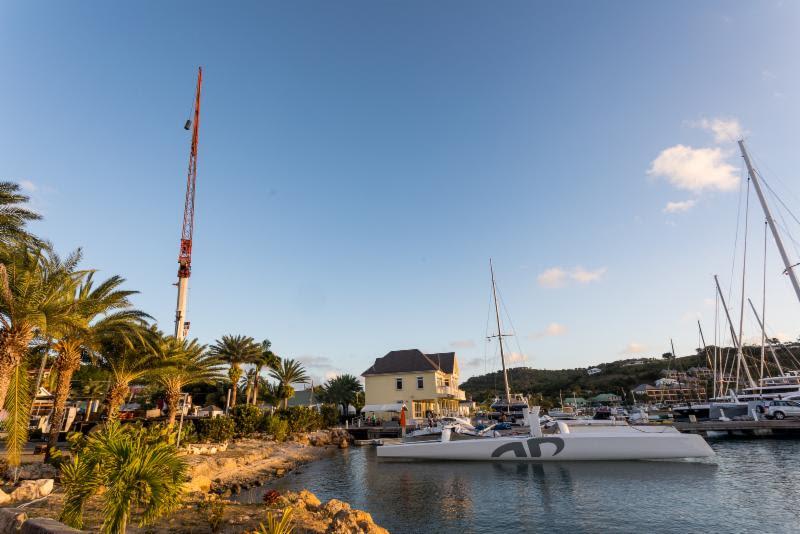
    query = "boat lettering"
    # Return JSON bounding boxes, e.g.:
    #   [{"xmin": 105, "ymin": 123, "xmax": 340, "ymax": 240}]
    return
[{"xmin": 490, "ymin": 437, "xmax": 565, "ymax": 458}]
